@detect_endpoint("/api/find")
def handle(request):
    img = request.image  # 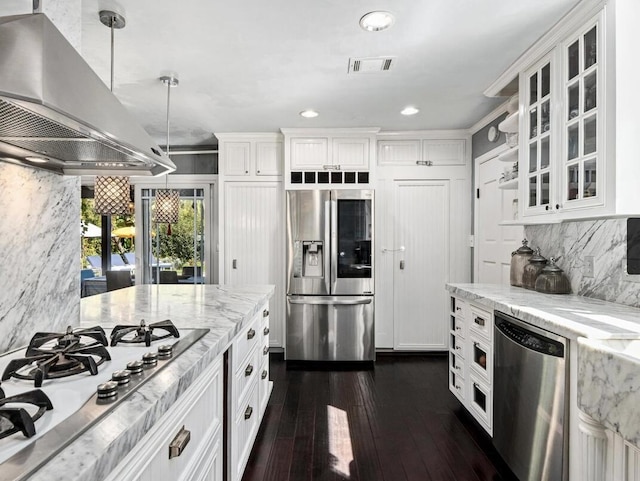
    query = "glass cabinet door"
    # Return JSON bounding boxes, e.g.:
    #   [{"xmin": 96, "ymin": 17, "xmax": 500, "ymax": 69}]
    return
[
  {"xmin": 524, "ymin": 58, "xmax": 553, "ymax": 215},
  {"xmin": 563, "ymin": 23, "xmax": 600, "ymax": 205}
]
